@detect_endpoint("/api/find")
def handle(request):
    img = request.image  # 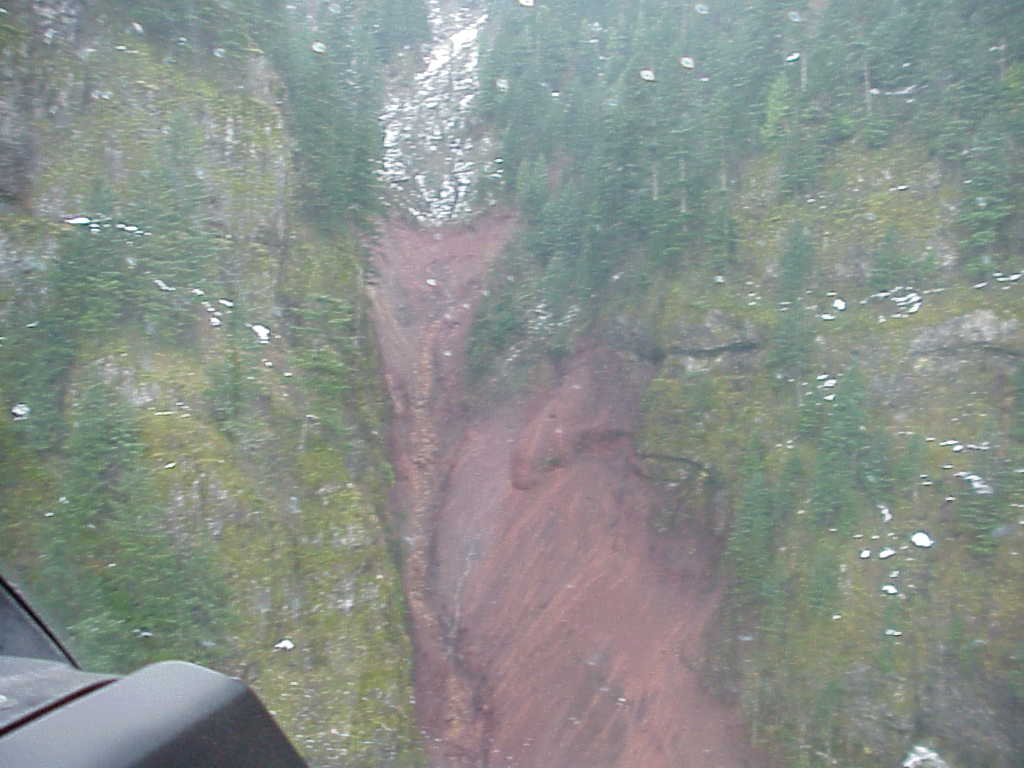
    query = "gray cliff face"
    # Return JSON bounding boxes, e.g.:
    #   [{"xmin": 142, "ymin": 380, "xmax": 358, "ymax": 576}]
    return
[
  {"xmin": 0, "ymin": 1, "xmax": 84, "ymax": 206},
  {"xmin": 910, "ymin": 309, "xmax": 1022, "ymax": 356}
]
